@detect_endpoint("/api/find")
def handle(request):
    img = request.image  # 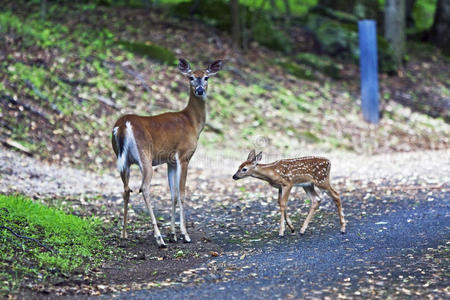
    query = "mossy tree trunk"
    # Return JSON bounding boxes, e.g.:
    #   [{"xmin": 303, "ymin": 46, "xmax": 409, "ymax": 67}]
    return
[
  {"xmin": 384, "ymin": 0, "xmax": 406, "ymax": 68},
  {"xmin": 430, "ymin": 0, "xmax": 450, "ymax": 55}
]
